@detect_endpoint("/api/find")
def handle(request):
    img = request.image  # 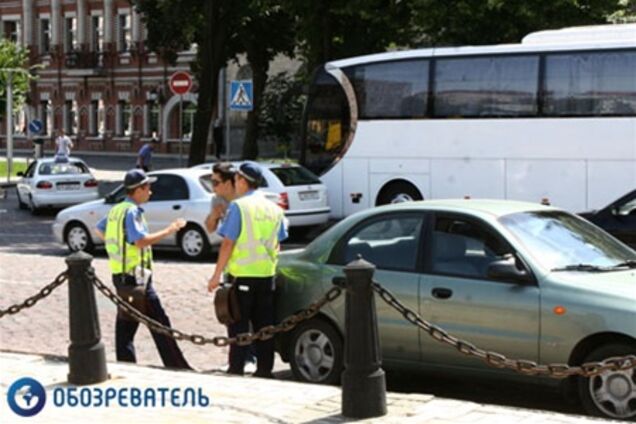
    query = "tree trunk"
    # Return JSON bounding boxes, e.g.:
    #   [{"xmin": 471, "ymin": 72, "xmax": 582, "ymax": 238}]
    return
[
  {"xmin": 241, "ymin": 52, "xmax": 268, "ymax": 160},
  {"xmin": 188, "ymin": 1, "xmax": 227, "ymax": 166}
]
